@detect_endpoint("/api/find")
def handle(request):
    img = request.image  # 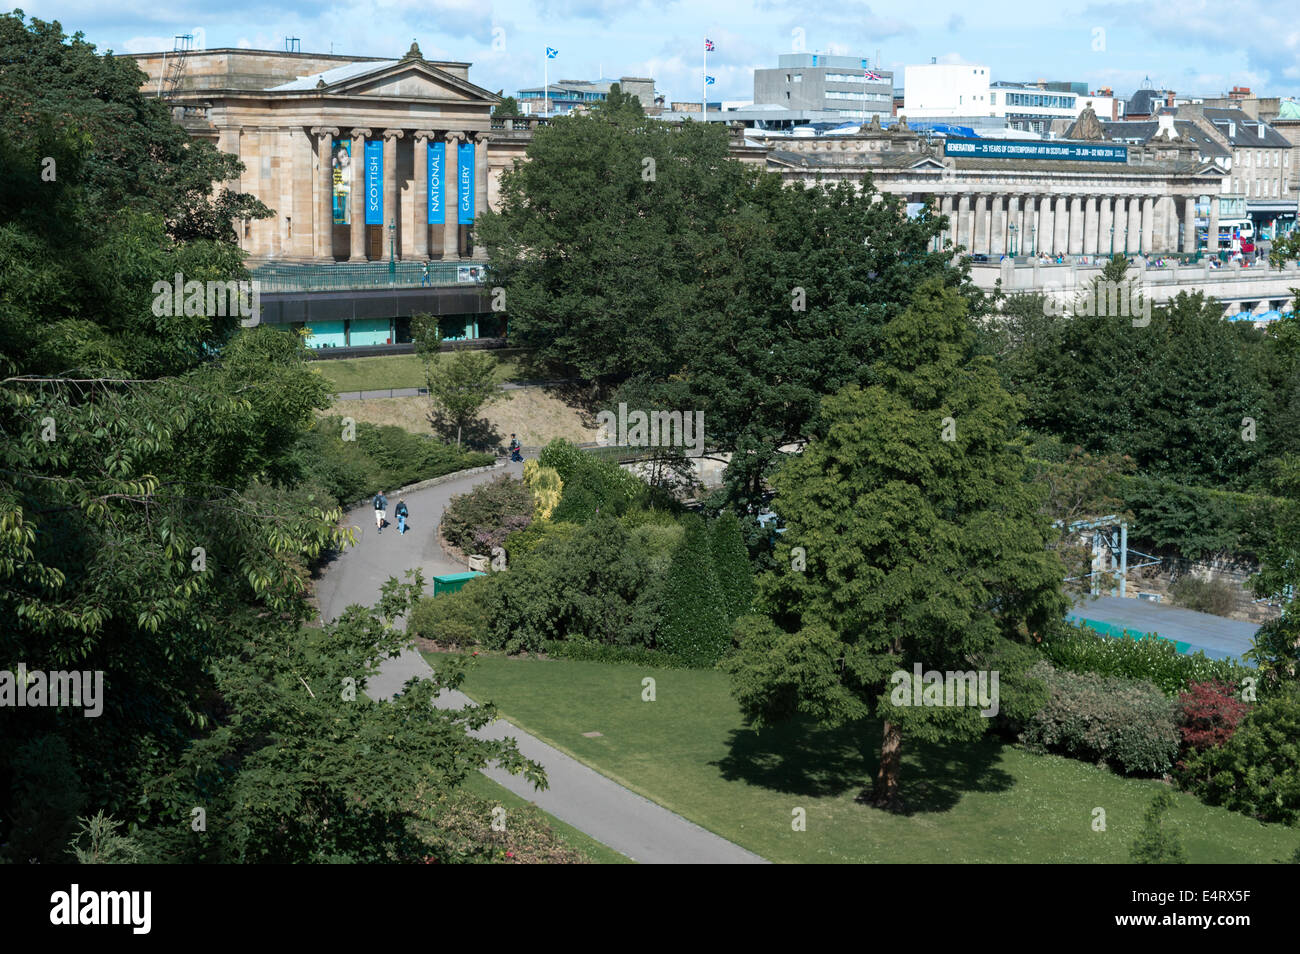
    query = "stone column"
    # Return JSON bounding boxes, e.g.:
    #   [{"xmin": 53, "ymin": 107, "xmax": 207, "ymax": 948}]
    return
[
  {"xmin": 989, "ymin": 195, "xmax": 1005, "ymax": 256},
  {"xmin": 382, "ymin": 129, "xmax": 404, "ymax": 261},
  {"xmin": 412, "ymin": 130, "xmax": 435, "ymax": 260},
  {"xmin": 1054, "ymin": 196, "xmax": 1070, "ymax": 256},
  {"xmin": 349, "ymin": 128, "xmax": 372, "ymax": 261},
  {"xmin": 473, "ymin": 131, "xmax": 492, "ymax": 259},
  {"xmin": 1182, "ymin": 196, "xmax": 1196, "ymax": 253},
  {"xmin": 1141, "ymin": 196, "xmax": 1155, "ymax": 254},
  {"xmin": 1110, "ymin": 195, "xmax": 1125, "ymax": 257},
  {"xmin": 957, "ymin": 195, "xmax": 971, "ymax": 252},
  {"xmin": 1083, "ymin": 195, "xmax": 1099, "ymax": 256},
  {"xmin": 1128, "ymin": 197, "xmax": 1143, "ymax": 253},
  {"xmin": 939, "ymin": 196, "xmax": 954, "ymax": 250},
  {"xmin": 310, "ymin": 126, "xmax": 340, "ymax": 262},
  {"xmin": 1038, "ymin": 195, "xmax": 1053, "ymax": 255},
  {"xmin": 1007, "ymin": 195, "xmax": 1021, "ymax": 256},
  {"xmin": 972, "ymin": 195, "xmax": 988, "ymax": 254},
  {"xmin": 1207, "ymin": 193, "xmax": 1219, "ymax": 255},
  {"xmin": 443, "ymin": 131, "xmax": 466, "ymax": 260},
  {"xmin": 1068, "ymin": 195, "xmax": 1084, "ymax": 255},
  {"xmin": 1097, "ymin": 196, "xmax": 1113, "ymax": 258}
]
